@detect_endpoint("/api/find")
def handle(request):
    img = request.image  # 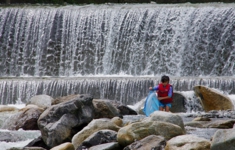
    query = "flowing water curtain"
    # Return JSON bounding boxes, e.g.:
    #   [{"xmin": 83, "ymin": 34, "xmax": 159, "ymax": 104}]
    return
[
  {"xmin": 0, "ymin": 77, "xmax": 234, "ymax": 105},
  {"xmin": 0, "ymin": 4, "xmax": 235, "ymax": 77}
]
